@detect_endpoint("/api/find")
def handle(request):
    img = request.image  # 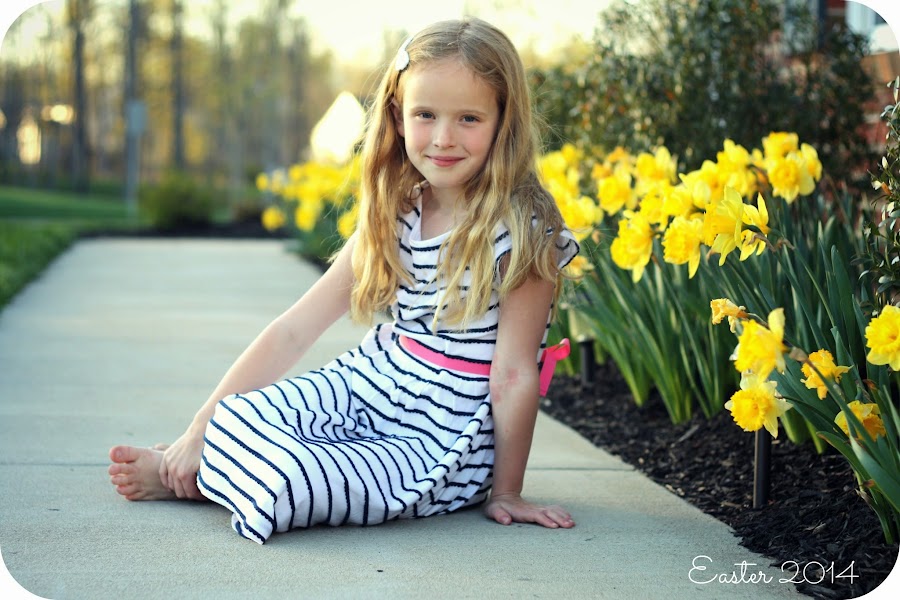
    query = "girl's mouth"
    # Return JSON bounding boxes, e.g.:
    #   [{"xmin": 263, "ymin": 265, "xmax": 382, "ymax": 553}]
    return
[{"xmin": 429, "ymin": 156, "xmax": 463, "ymax": 167}]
